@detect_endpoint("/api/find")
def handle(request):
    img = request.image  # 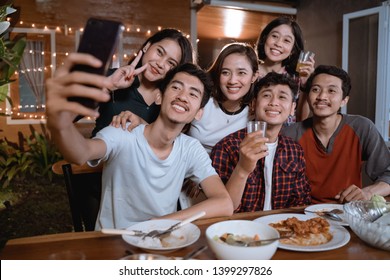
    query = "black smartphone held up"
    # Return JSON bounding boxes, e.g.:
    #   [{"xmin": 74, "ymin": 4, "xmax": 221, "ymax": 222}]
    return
[{"xmin": 69, "ymin": 17, "xmax": 124, "ymax": 110}]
